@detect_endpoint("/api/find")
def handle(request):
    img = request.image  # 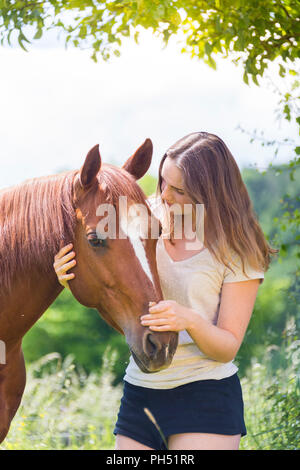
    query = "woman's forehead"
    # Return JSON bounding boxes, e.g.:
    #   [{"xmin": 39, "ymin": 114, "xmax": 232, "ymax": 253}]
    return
[{"xmin": 161, "ymin": 157, "xmax": 184, "ymax": 188}]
